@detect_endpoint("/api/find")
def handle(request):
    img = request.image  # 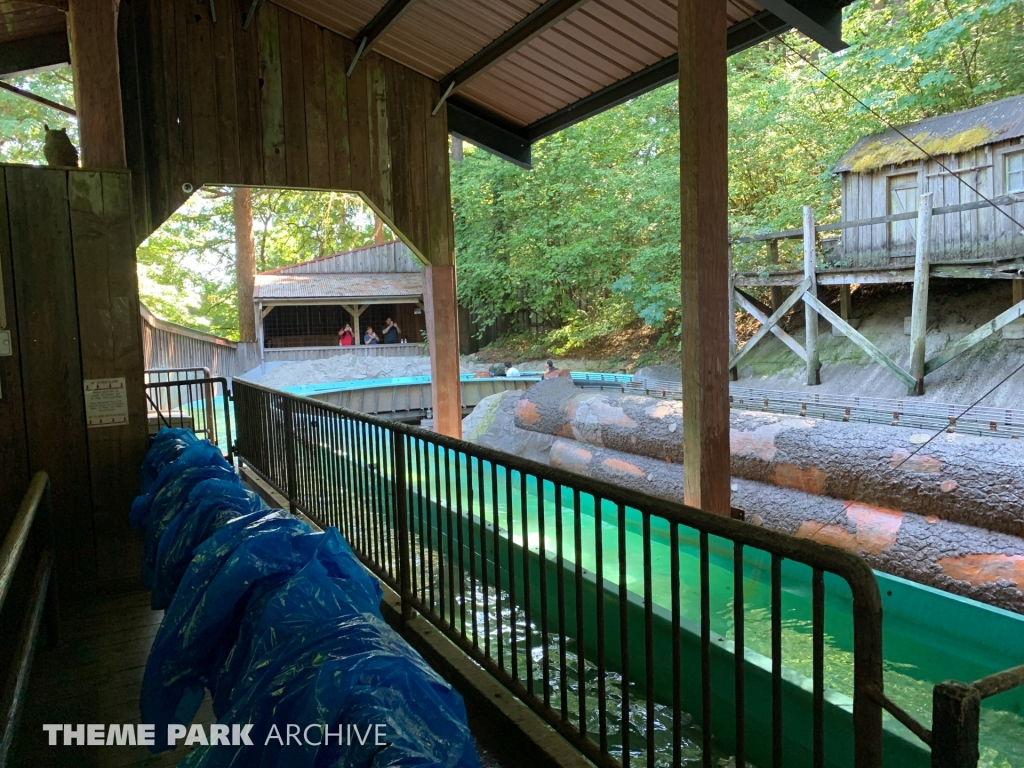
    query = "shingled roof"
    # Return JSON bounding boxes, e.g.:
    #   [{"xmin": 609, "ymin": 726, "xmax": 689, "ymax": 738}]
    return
[{"xmin": 833, "ymin": 94, "xmax": 1024, "ymax": 174}]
